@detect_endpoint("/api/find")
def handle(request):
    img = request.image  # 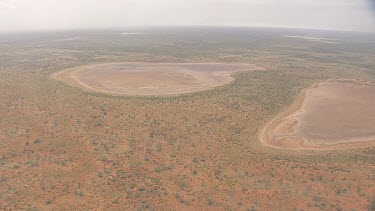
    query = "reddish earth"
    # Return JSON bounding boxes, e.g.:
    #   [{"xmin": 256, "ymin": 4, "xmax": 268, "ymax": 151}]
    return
[
  {"xmin": 260, "ymin": 80, "xmax": 375, "ymax": 150},
  {"xmin": 51, "ymin": 63, "xmax": 263, "ymax": 96}
]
